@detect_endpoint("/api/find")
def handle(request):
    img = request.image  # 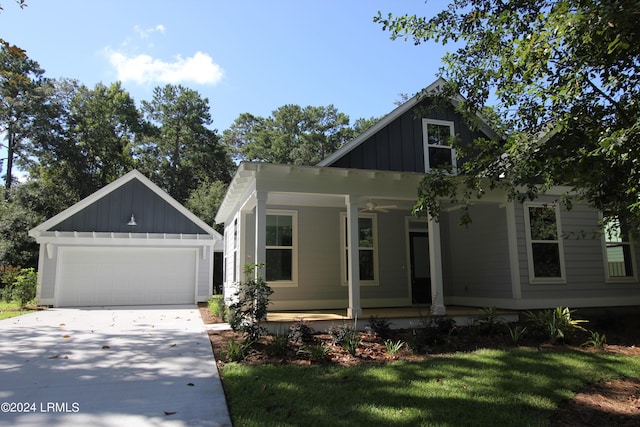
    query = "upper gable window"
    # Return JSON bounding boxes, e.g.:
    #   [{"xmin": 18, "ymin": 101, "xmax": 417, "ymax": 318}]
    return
[
  {"xmin": 423, "ymin": 119, "xmax": 456, "ymax": 173},
  {"xmin": 603, "ymin": 217, "xmax": 637, "ymax": 281}
]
